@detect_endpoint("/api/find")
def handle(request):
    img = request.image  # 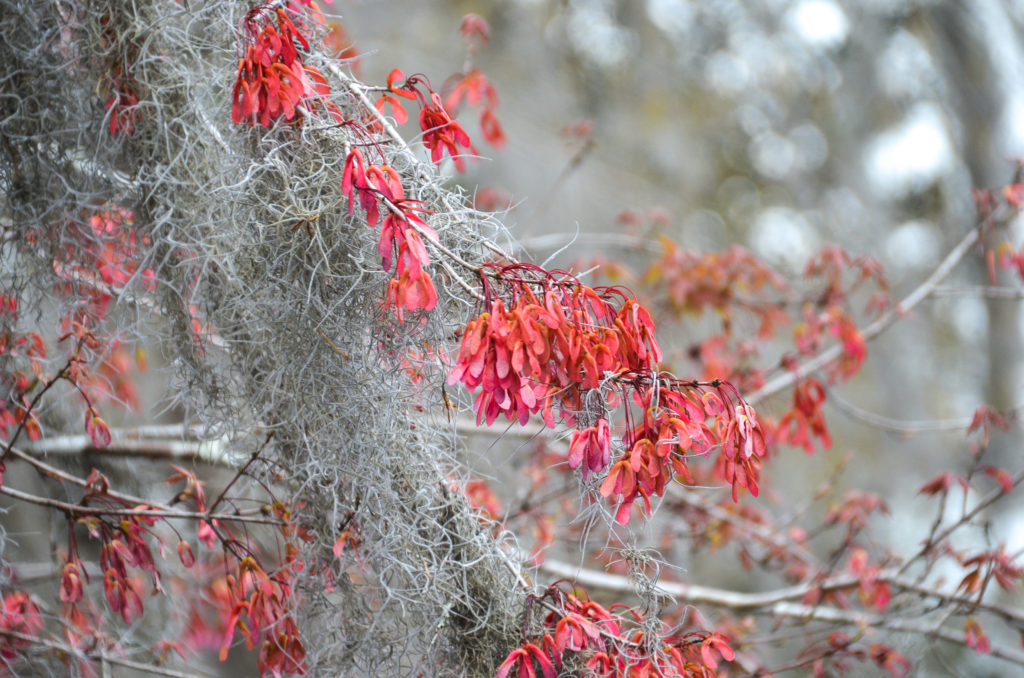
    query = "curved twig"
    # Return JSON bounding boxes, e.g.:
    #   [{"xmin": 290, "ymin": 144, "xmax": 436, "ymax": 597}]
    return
[{"xmin": 746, "ymin": 226, "xmax": 982, "ymax": 405}]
